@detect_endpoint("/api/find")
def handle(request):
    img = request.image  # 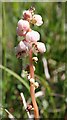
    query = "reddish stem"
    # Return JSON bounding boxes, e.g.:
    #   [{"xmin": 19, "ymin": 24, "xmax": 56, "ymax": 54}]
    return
[{"xmin": 29, "ymin": 49, "xmax": 39, "ymax": 119}]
